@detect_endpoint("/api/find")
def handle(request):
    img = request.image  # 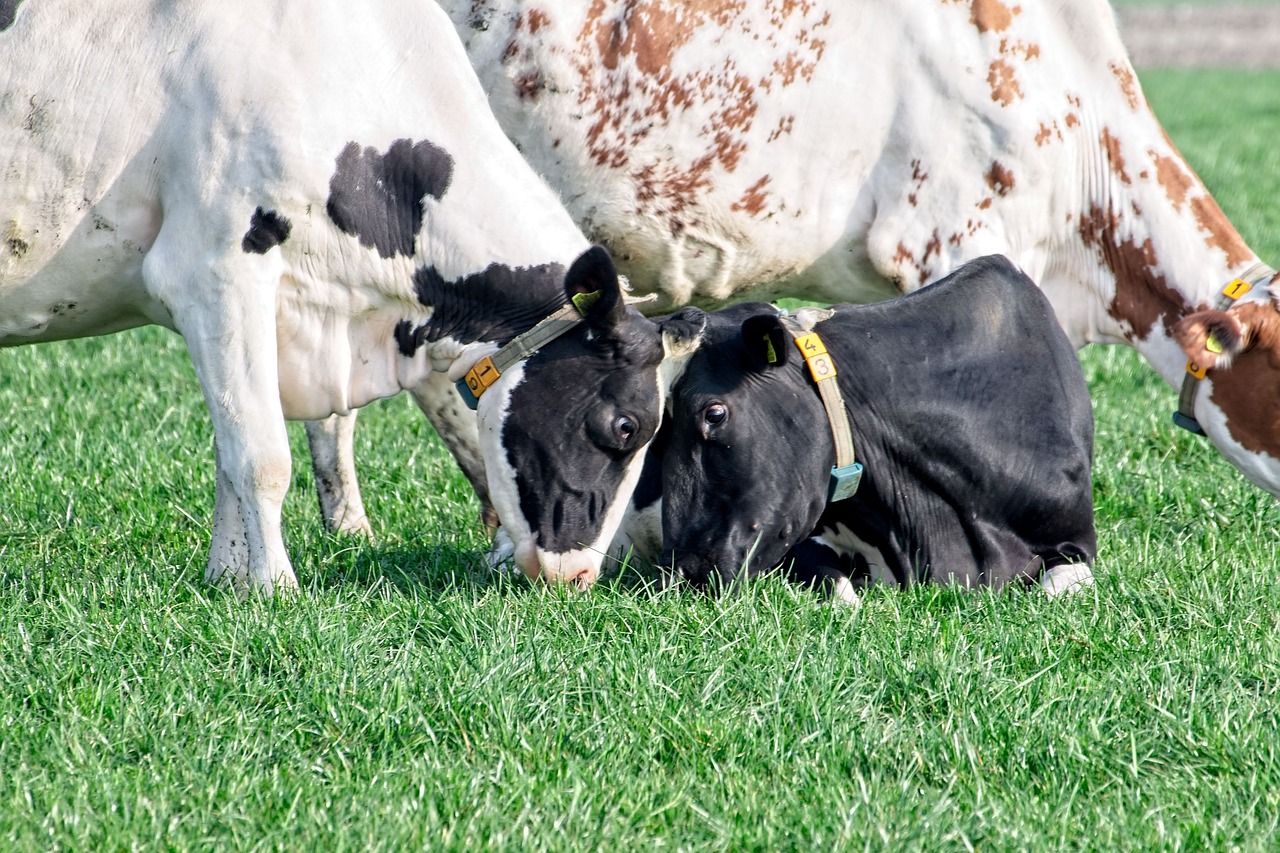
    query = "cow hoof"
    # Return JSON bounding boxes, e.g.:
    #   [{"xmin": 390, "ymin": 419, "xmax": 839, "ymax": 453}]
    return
[
  {"xmin": 485, "ymin": 526, "xmax": 519, "ymax": 575},
  {"xmin": 329, "ymin": 512, "xmax": 374, "ymax": 541},
  {"xmin": 830, "ymin": 575, "xmax": 863, "ymax": 609},
  {"xmin": 1040, "ymin": 563, "xmax": 1094, "ymax": 598},
  {"xmin": 205, "ymin": 561, "xmax": 299, "ymax": 598}
]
